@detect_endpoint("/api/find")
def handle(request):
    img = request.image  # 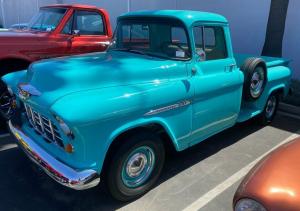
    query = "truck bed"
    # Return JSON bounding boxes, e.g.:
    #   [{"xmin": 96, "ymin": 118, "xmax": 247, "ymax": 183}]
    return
[
  {"xmin": 235, "ymin": 54, "xmax": 290, "ymax": 68},
  {"xmin": 235, "ymin": 54, "xmax": 292, "ymax": 123}
]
